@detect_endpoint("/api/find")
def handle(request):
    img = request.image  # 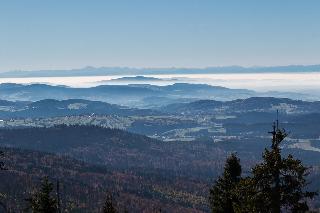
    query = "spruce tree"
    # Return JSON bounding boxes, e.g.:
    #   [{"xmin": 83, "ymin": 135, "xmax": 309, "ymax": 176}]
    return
[
  {"xmin": 0, "ymin": 151, "xmax": 5, "ymax": 170},
  {"xmin": 102, "ymin": 193, "xmax": 117, "ymax": 213},
  {"xmin": 235, "ymin": 122, "xmax": 317, "ymax": 212},
  {"xmin": 26, "ymin": 176, "xmax": 57, "ymax": 213},
  {"xmin": 209, "ymin": 153, "xmax": 242, "ymax": 213},
  {"xmin": 0, "ymin": 150, "xmax": 8, "ymax": 213}
]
